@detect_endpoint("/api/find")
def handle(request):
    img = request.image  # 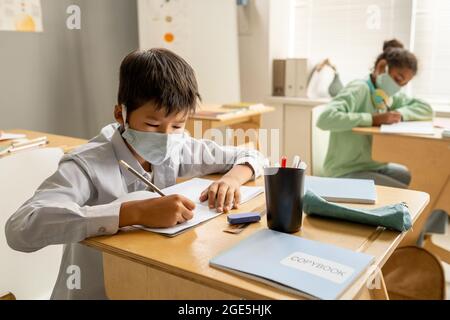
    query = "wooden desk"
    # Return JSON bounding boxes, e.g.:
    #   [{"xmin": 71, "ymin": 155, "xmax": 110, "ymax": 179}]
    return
[
  {"xmin": 353, "ymin": 122, "xmax": 450, "ymax": 246},
  {"xmin": 0, "ymin": 129, "xmax": 87, "ymax": 154},
  {"xmin": 186, "ymin": 105, "xmax": 275, "ymax": 147},
  {"xmin": 83, "ymin": 178, "xmax": 429, "ymax": 300},
  {"xmin": 2, "ymin": 130, "xmax": 430, "ymax": 299}
]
